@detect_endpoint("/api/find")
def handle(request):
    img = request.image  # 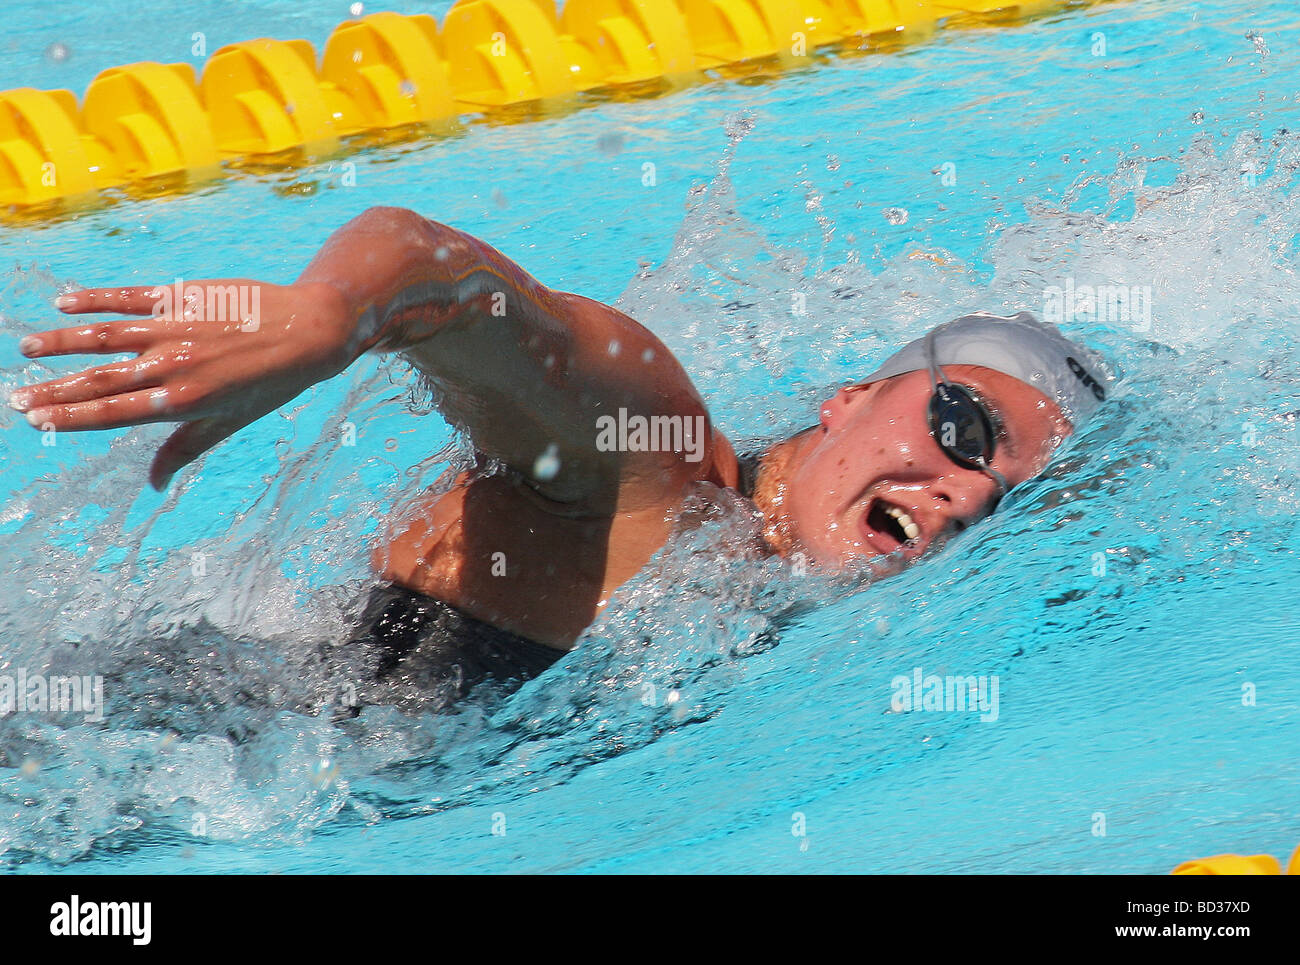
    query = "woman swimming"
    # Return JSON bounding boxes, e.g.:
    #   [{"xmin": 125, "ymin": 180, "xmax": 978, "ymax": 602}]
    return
[{"xmin": 6, "ymin": 206, "xmax": 1112, "ymax": 699}]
